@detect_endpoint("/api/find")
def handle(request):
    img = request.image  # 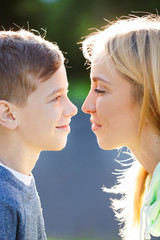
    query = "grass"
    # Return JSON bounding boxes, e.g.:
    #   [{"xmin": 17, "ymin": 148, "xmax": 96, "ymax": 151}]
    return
[
  {"xmin": 47, "ymin": 237, "xmax": 97, "ymax": 240},
  {"xmin": 47, "ymin": 238, "xmax": 94, "ymax": 240},
  {"xmin": 47, "ymin": 237, "xmax": 120, "ymax": 240},
  {"xmin": 47, "ymin": 239, "xmax": 93, "ymax": 240}
]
